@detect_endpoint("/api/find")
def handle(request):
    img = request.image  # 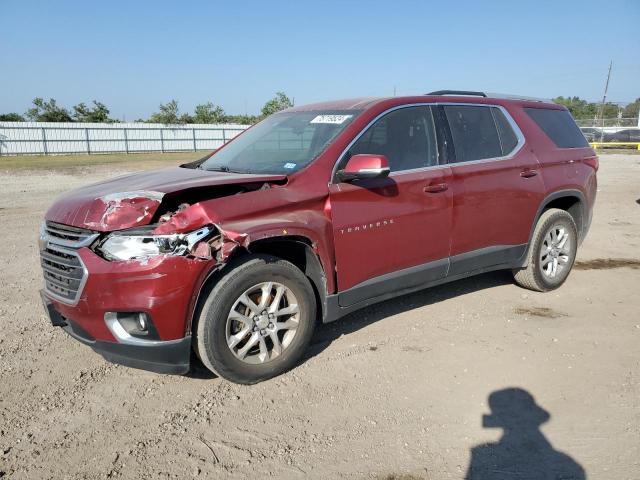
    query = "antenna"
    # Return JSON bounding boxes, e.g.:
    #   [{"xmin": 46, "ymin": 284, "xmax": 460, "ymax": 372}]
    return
[{"xmin": 598, "ymin": 61, "xmax": 613, "ymax": 138}]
